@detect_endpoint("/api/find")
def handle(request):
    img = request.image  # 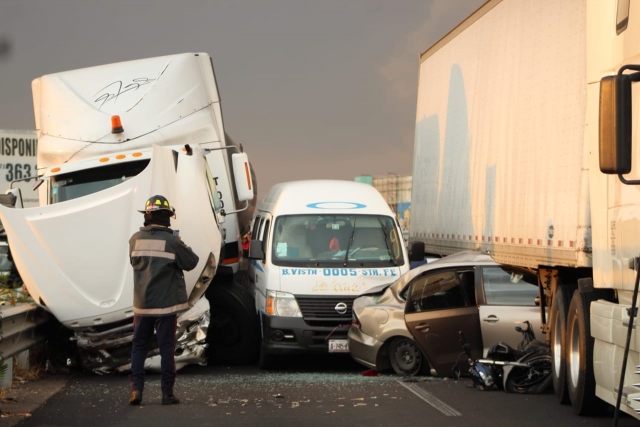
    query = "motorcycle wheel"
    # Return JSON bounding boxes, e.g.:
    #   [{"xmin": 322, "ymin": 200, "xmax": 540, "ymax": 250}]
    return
[
  {"xmin": 388, "ymin": 337, "xmax": 428, "ymax": 376},
  {"xmin": 505, "ymin": 353, "xmax": 553, "ymax": 394}
]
